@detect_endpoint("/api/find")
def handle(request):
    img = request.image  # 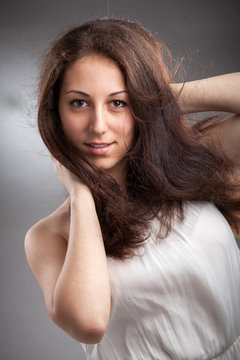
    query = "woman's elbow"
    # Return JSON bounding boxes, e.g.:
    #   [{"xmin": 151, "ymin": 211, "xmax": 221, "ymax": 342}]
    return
[
  {"xmin": 62, "ymin": 317, "xmax": 107, "ymax": 344},
  {"xmin": 75, "ymin": 321, "xmax": 107, "ymax": 344},
  {"xmin": 49, "ymin": 304, "xmax": 108, "ymax": 344}
]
